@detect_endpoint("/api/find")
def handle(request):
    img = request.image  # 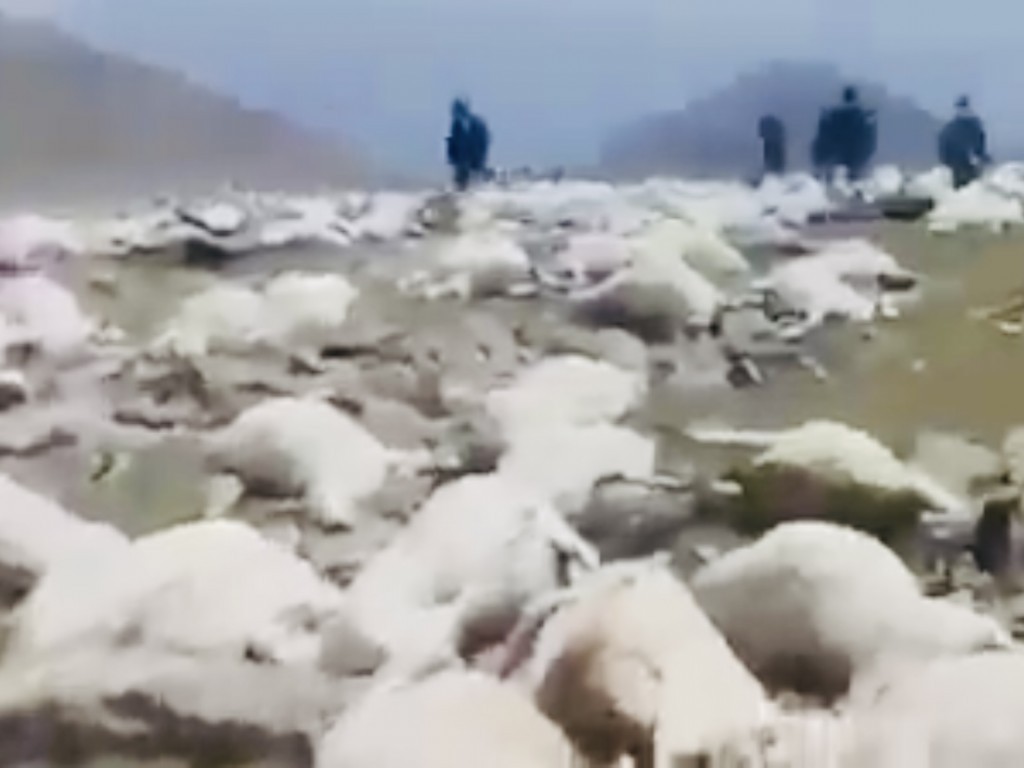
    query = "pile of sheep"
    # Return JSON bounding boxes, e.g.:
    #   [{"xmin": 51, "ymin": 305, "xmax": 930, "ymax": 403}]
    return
[{"xmin": 0, "ymin": 164, "xmax": 1022, "ymax": 767}]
